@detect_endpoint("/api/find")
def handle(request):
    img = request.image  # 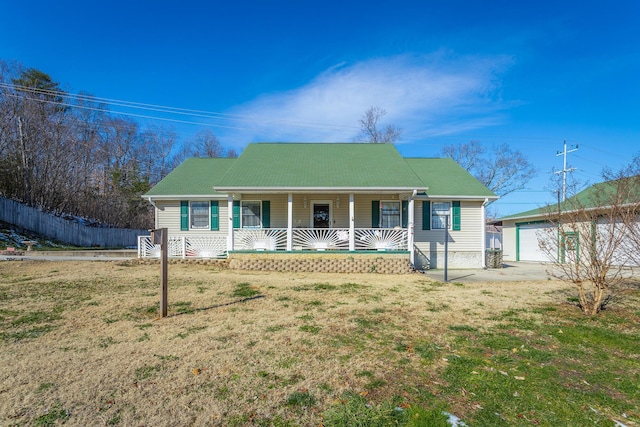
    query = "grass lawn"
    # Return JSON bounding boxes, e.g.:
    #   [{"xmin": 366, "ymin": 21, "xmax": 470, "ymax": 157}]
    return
[{"xmin": 0, "ymin": 260, "xmax": 638, "ymax": 426}]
